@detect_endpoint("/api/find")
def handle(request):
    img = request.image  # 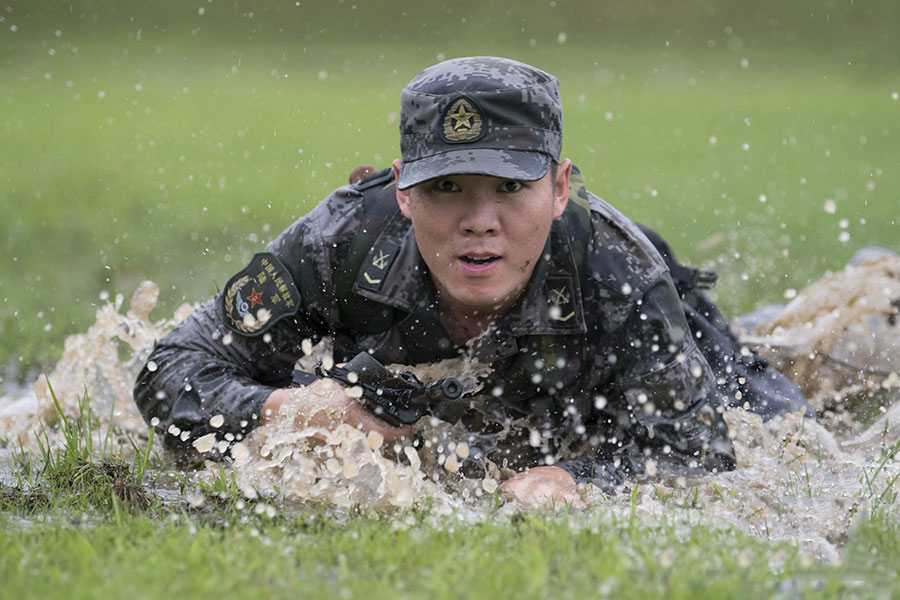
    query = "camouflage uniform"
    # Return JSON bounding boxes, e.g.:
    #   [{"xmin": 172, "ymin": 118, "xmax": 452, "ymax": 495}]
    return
[
  {"xmin": 134, "ymin": 57, "xmax": 739, "ymax": 491},
  {"xmin": 134, "ymin": 164, "xmax": 736, "ymax": 489}
]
